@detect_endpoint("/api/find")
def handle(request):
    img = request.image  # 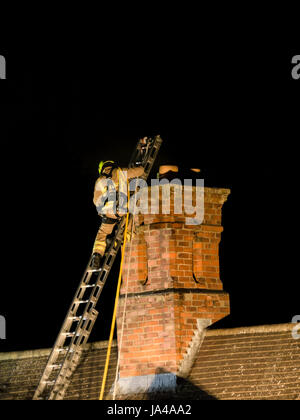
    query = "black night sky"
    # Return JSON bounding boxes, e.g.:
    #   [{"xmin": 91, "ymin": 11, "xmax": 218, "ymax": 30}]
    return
[{"xmin": 0, "ymin": 42, "xmax": 299, "ymax": 353}]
